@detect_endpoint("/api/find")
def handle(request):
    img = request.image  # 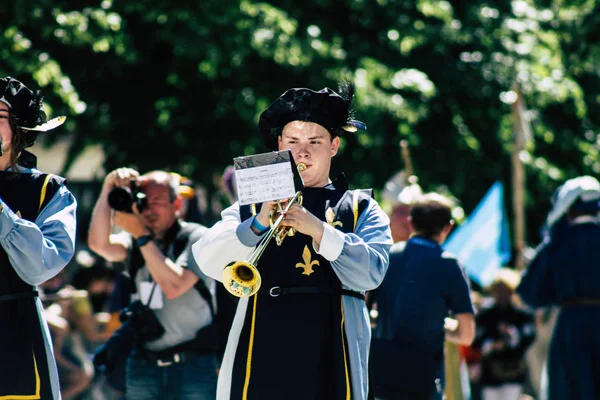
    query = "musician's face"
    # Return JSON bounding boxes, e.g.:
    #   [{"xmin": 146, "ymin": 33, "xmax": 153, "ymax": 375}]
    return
[
  {"xmin": 278, "ymin": 121, "xmax": 340, "ymax": 188},
  {"xmin": 0, "ymin": 102, "xmax": 13, "ymax": 154}
]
